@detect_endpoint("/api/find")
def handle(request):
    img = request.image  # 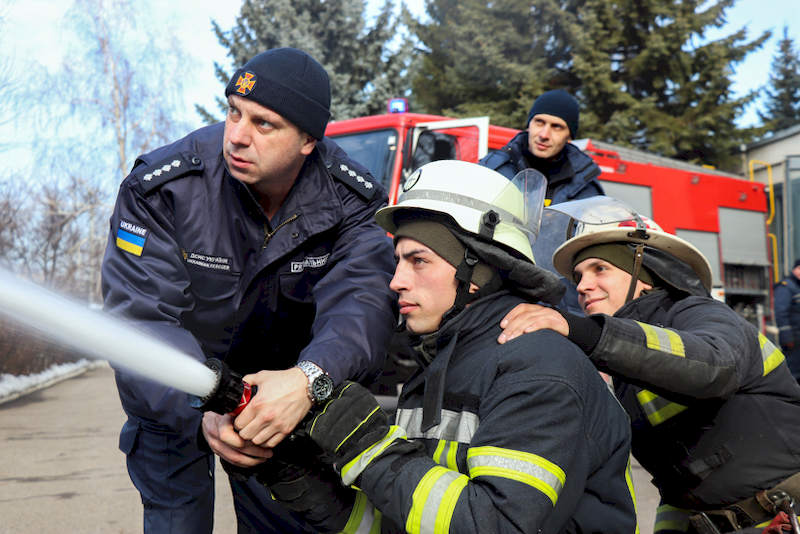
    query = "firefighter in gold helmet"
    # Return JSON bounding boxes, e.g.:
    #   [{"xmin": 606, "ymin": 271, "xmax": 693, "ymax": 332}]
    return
[
  {"xmin": 254, "ymin": 162, "xmax": 638, "ymax": 533},
  {"xmin": 499, "ymin": 196, "xmax": 800, "ymax": 534}
]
